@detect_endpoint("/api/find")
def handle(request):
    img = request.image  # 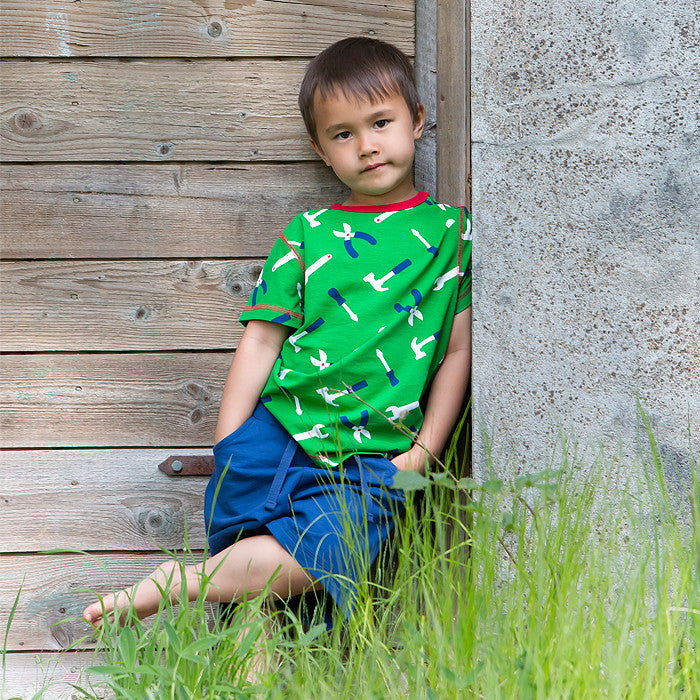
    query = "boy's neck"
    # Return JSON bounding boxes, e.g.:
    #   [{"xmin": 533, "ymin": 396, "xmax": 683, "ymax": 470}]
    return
[{"xmin": 341, "ymin": 182, "xmax": 420, "ymax": 208}]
